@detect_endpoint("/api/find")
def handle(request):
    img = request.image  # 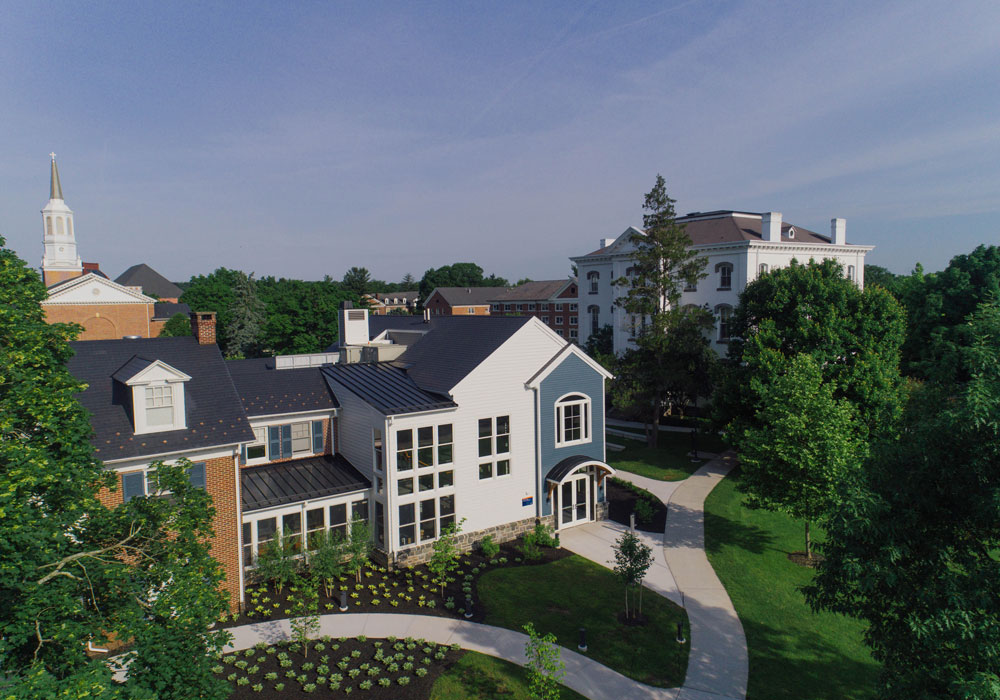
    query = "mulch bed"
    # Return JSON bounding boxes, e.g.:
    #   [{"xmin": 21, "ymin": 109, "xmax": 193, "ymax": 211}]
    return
[
  {"xmin": 606, "ymin": 479, "xmax": 668, "ymax": 533},
  {"xmin": 787, "ymin": 551, "xmax": 825, "ymax": 568},
  {"xmin": 218, "ymin": 636, "xmax": 462, "ymax": 699},
  {"xmin": 225, "ymin": 538, "xmax": 571, "ymax": 629}
]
